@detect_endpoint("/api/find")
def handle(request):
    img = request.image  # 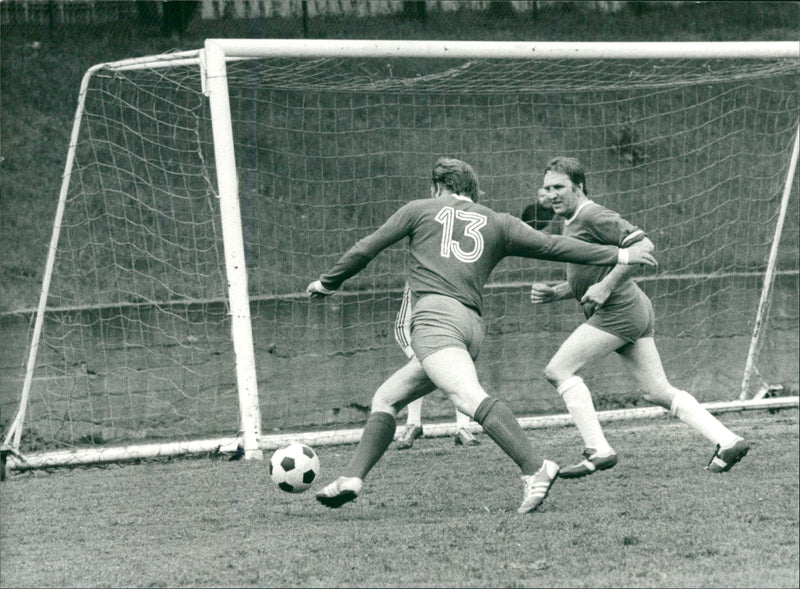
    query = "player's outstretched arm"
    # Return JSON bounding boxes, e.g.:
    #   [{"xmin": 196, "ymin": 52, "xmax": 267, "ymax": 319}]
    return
[
  {"xmin": 308, "ymin": 204, "xmax": 416, "ymax": 298},
  {"xmin": 507, "ymin": 217, "xmax": 656, "ymax": 266},
  {"xmin": 618, "ymin": 237, "xmax": 657, "ymax": 266}
]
